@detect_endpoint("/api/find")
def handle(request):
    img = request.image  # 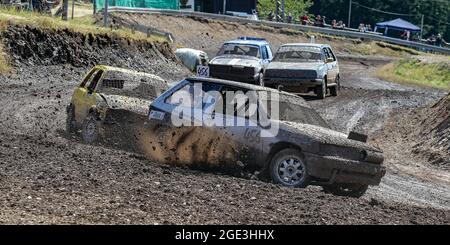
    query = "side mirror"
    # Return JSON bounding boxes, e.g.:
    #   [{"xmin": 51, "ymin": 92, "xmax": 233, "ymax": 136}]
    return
[{"xmin": 326, "ymin": 57, "xmax": 334, "ymax": 63}]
